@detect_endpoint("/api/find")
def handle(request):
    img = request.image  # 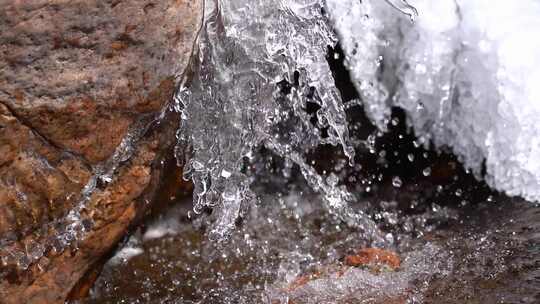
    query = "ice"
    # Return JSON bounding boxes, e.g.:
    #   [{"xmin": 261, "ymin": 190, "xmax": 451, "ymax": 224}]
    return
[
  {"xmin": 327, "ymin": 0, "xmax": 540, "ymax": 202},
  {"xmin": 175, "ymin": 0, "xmax": 380, "ymax": 241},
  {"xmin": 143, "ymin": 216, "xmax": 181, "ymax": 241}
]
